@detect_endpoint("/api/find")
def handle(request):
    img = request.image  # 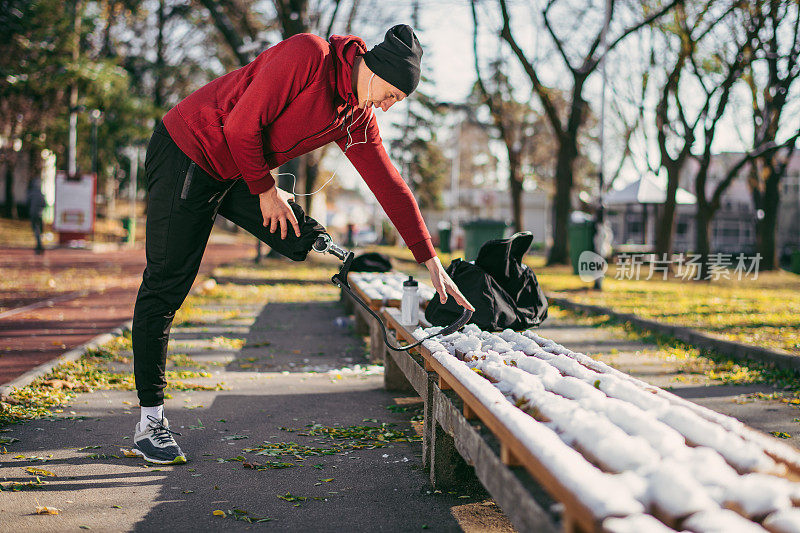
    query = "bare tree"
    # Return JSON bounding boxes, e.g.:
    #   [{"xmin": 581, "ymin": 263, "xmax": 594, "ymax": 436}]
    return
[
  {"xmin": 744, "ymin": 0, "xmax": 800, "ymax": 270},
  {"xmin": 686, "ymin": 4, "xmax": 780, "ymax": 277},
  {"xmin": 489, "ymin": 0, "xmax": 679, "ymax": 264},
  {"xmin": 649, "ymin": 2, "xmax": 731, "ymax": 257},
  {"xmin": 471, "ymin": 5, "xmax": 540, "ymax": 232}
]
